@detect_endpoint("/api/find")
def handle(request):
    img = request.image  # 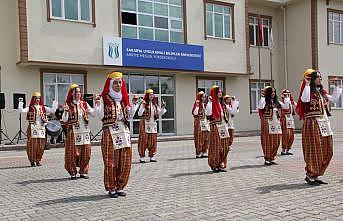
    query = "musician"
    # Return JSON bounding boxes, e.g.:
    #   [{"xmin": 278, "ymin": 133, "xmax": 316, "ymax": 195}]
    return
[
  {"xmin": 62, "ymin": 84, "xmax": 96, "ymax": 180},
  {"xmin": 19, "ymin": 92, "xmax": 57, "ymax": 167}
]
